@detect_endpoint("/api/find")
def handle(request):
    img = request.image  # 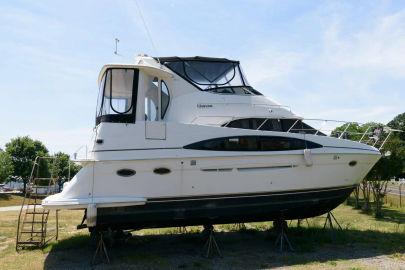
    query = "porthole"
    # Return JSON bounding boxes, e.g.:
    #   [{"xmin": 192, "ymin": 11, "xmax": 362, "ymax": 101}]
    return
[
  {"xmin": 117, "ymin": 169, "xmax": 136, "ymax": 177},
  {"xmin": 153, "ymin": 167, "xmax": 171, "ymax": 175},
  {"xmin": 349, "ymin": 161, "xmax": 357, "ymax": 167}
]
